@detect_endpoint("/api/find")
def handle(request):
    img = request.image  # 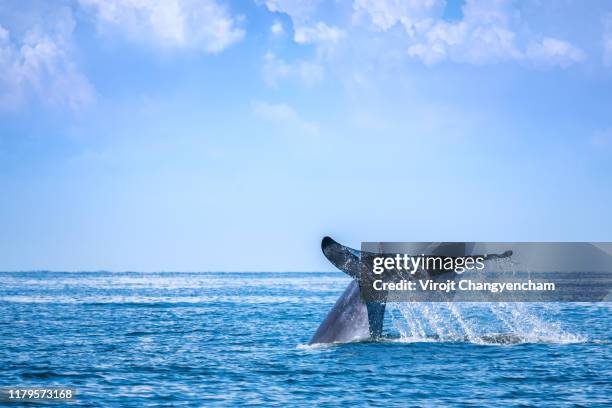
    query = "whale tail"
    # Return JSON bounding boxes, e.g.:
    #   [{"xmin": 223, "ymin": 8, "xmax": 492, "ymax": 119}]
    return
[{"xmin": 310, "ymin": 237, "xmax": 513, "ymax": 344}]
